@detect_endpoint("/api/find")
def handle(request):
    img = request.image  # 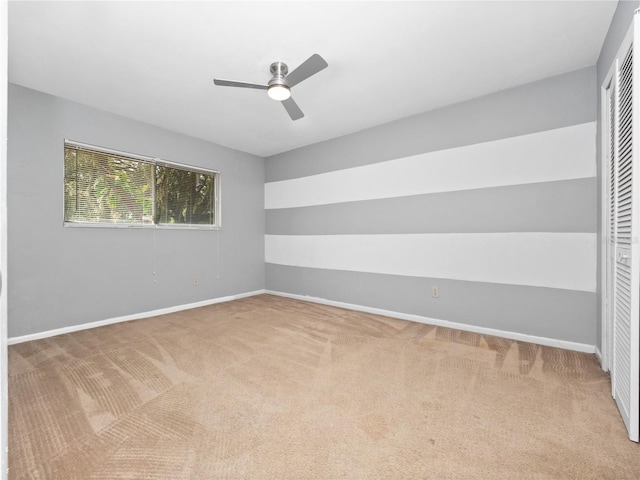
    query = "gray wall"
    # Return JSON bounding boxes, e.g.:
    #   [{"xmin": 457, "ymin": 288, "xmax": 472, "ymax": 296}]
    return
[
  {"xmin": 595, "ymin": 0, "xmax": 640, "ymax": 350},
  {"xmin": 8, "ymin": 84, "xmax": 265, "ymax": 338},
  {"xmin": 265, "ymin": 67, "xmax": 598, "ymax": 346}
]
